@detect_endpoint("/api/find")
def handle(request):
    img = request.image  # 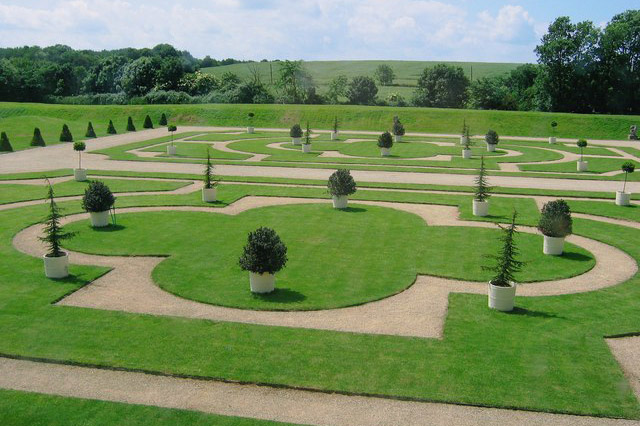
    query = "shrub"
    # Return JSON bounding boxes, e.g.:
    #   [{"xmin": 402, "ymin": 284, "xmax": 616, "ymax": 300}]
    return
[
  {"xmin": 577, "ymin": 139, "xmax": 588, "ymax": 161},
  {"xmin": 290, "ymin": 124, "xmax": 303, "ymax": 138},
  {"xmin": 538, "ymin": 200, "xmax": 572, "ymax": 238},
  {"xmin": 621, "ymin": 161, "xmax": 636, "ymax": 193},
  {"xmin": 485, "ymin": 129, "xmax": 499, "ymax": 145},
  {"xmin": 82, "ymin": 181, "xmax": 115, "ymax": 213},
  {"xmin": 85, "ymin": 122, "xmax": 96, "ymax": 138},
  {"xmin": 143, "ymin": 115, "xmax": 153, "ymax": 129},
  {"xmin": 159, "ymin": 113, "xmax": 168, "ymax": 126},
  {"xmin": 203, "ymin": 149, "xmax": 217, "ymax": 189},
  {"xmin": 484, "ymin": 211, "xmax": 523, "ymax": 287},
  {"xmin": 31, "ymin": 128, "xmax": 45, "ymax": 146},
  {"xmin": 39, "ymin": 181, "xmax": 75, "ymax": 258},
  {"xmin": 333, "ymin": 116, "xmax": 339, "ymax": 133},
  {"xmin": 126, "ymin": 117, "xmax": 136, "ymax": 132},
  {"xmin": 59, "ymin": 124, "xmax": 73, "ymax": 142},
  {"xmin": 327, "ymin": 169, "xmax": 357, "ymax": 197},
  {"xmin": 392, "ymin": 116, "xmax": 405, "ymax": 136},
  {"xmin": 0, "ymin": 132, "xmax": 13, "ymax": 152},
  {"xmin": 303, "ymin": 122, "xmax": 311, "ymax": 144},
  {"xmin": 474, "ymin": 156, "xmax": 491, "ymax": 201},
  {"xmin": 377, "ymin": 131, "xmax": 393, "ymax": 149},
  {"xmin": 346, "ymin": 76, "xmax": 378, "ymax": 105},
  {"xmin": 73, "ymin": 141, "xmax": 86, "ymax": 169},
  {"xmin": 107, "ymin": 120, "xmax": 117, "ymax": 134},
  {"xmin": 238, "ymin": 227, "xmax": 288, "ymax": 275}
]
